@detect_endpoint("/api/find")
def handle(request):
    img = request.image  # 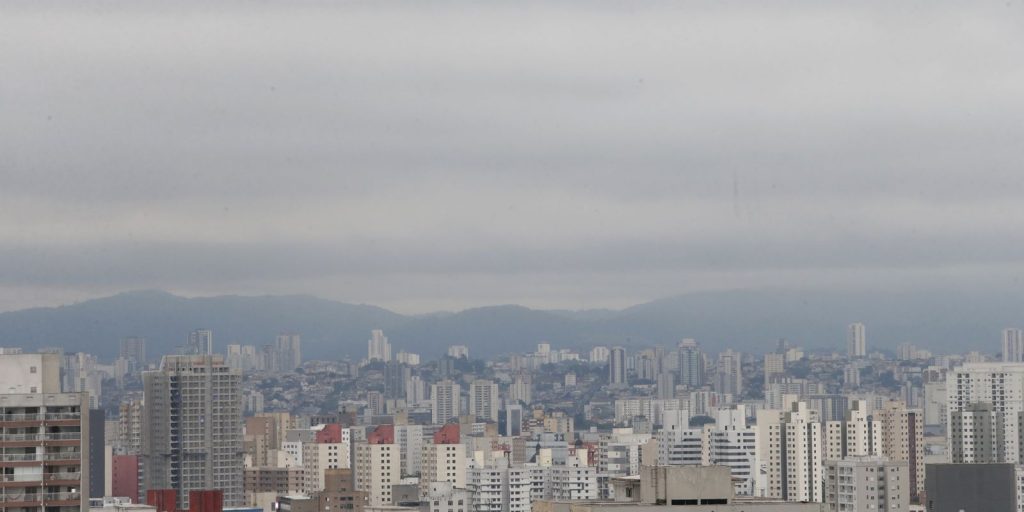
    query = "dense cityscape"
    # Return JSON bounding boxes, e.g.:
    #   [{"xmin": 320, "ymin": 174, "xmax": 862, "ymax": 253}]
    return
[
  {"xmin": 4, "ymin": 2, "xmax": 1021, "ymax": 511},
  {"xmin": 5, "ymin": 322, "xmax": 1023, "ymax": 511}
]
